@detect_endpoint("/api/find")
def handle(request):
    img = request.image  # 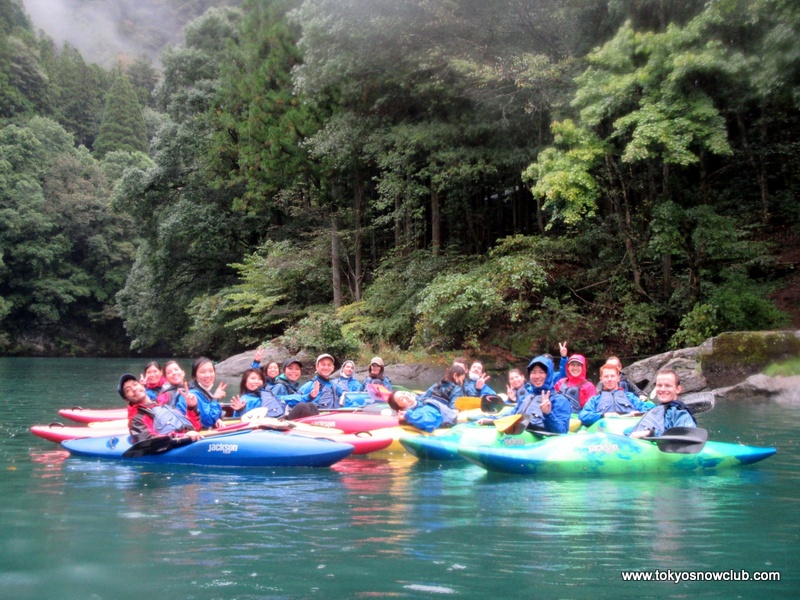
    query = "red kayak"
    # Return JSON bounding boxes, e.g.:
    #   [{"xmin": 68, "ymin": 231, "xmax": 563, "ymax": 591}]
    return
[
  {"xmin": 31, "ymin": 422, "xmax": 128, "ymax": 443},
  {"xmin": 294, "ymin": 412, "xmax": 399, "ymax": 433},
  {"xmin": 289, "ymin": 429, "xmax": 394, "ymax": 455},
  {"xmin": 31, "ymin": 420, "xmax": 257, "ymax": 444},
  {"xmin": 58, "ymin": 407, "xmax": 128, "ymax": 423}
]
